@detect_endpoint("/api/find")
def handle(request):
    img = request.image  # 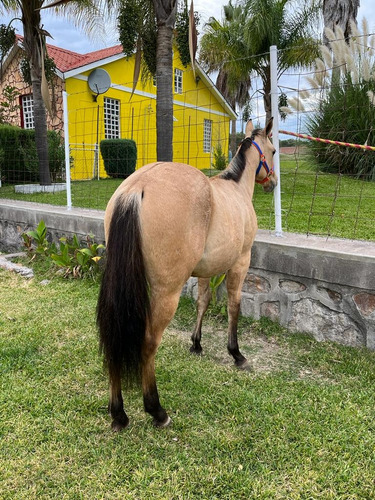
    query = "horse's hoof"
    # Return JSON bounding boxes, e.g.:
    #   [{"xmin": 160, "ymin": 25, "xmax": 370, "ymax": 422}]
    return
[
  {"xmin": 153, "ymin": 415, "xmax": 172, "ymax": 428},
  {"xmin": 235, "ymin": 359, "xmax": 253, "ymax": 372},
  {"xmin": 111, "ymin": 417, "xmax": 129, "ymax": 432},
  {"xmin": 189, "ymin": 345, "xmax": 202, "ymax": 355}
]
